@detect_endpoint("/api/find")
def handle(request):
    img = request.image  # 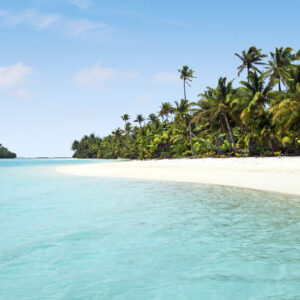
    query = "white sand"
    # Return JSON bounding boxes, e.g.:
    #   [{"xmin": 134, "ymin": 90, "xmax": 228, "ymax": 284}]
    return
[{"xmin": 56, "ymin": 157, "xmax": 300, "ymax": 196}]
